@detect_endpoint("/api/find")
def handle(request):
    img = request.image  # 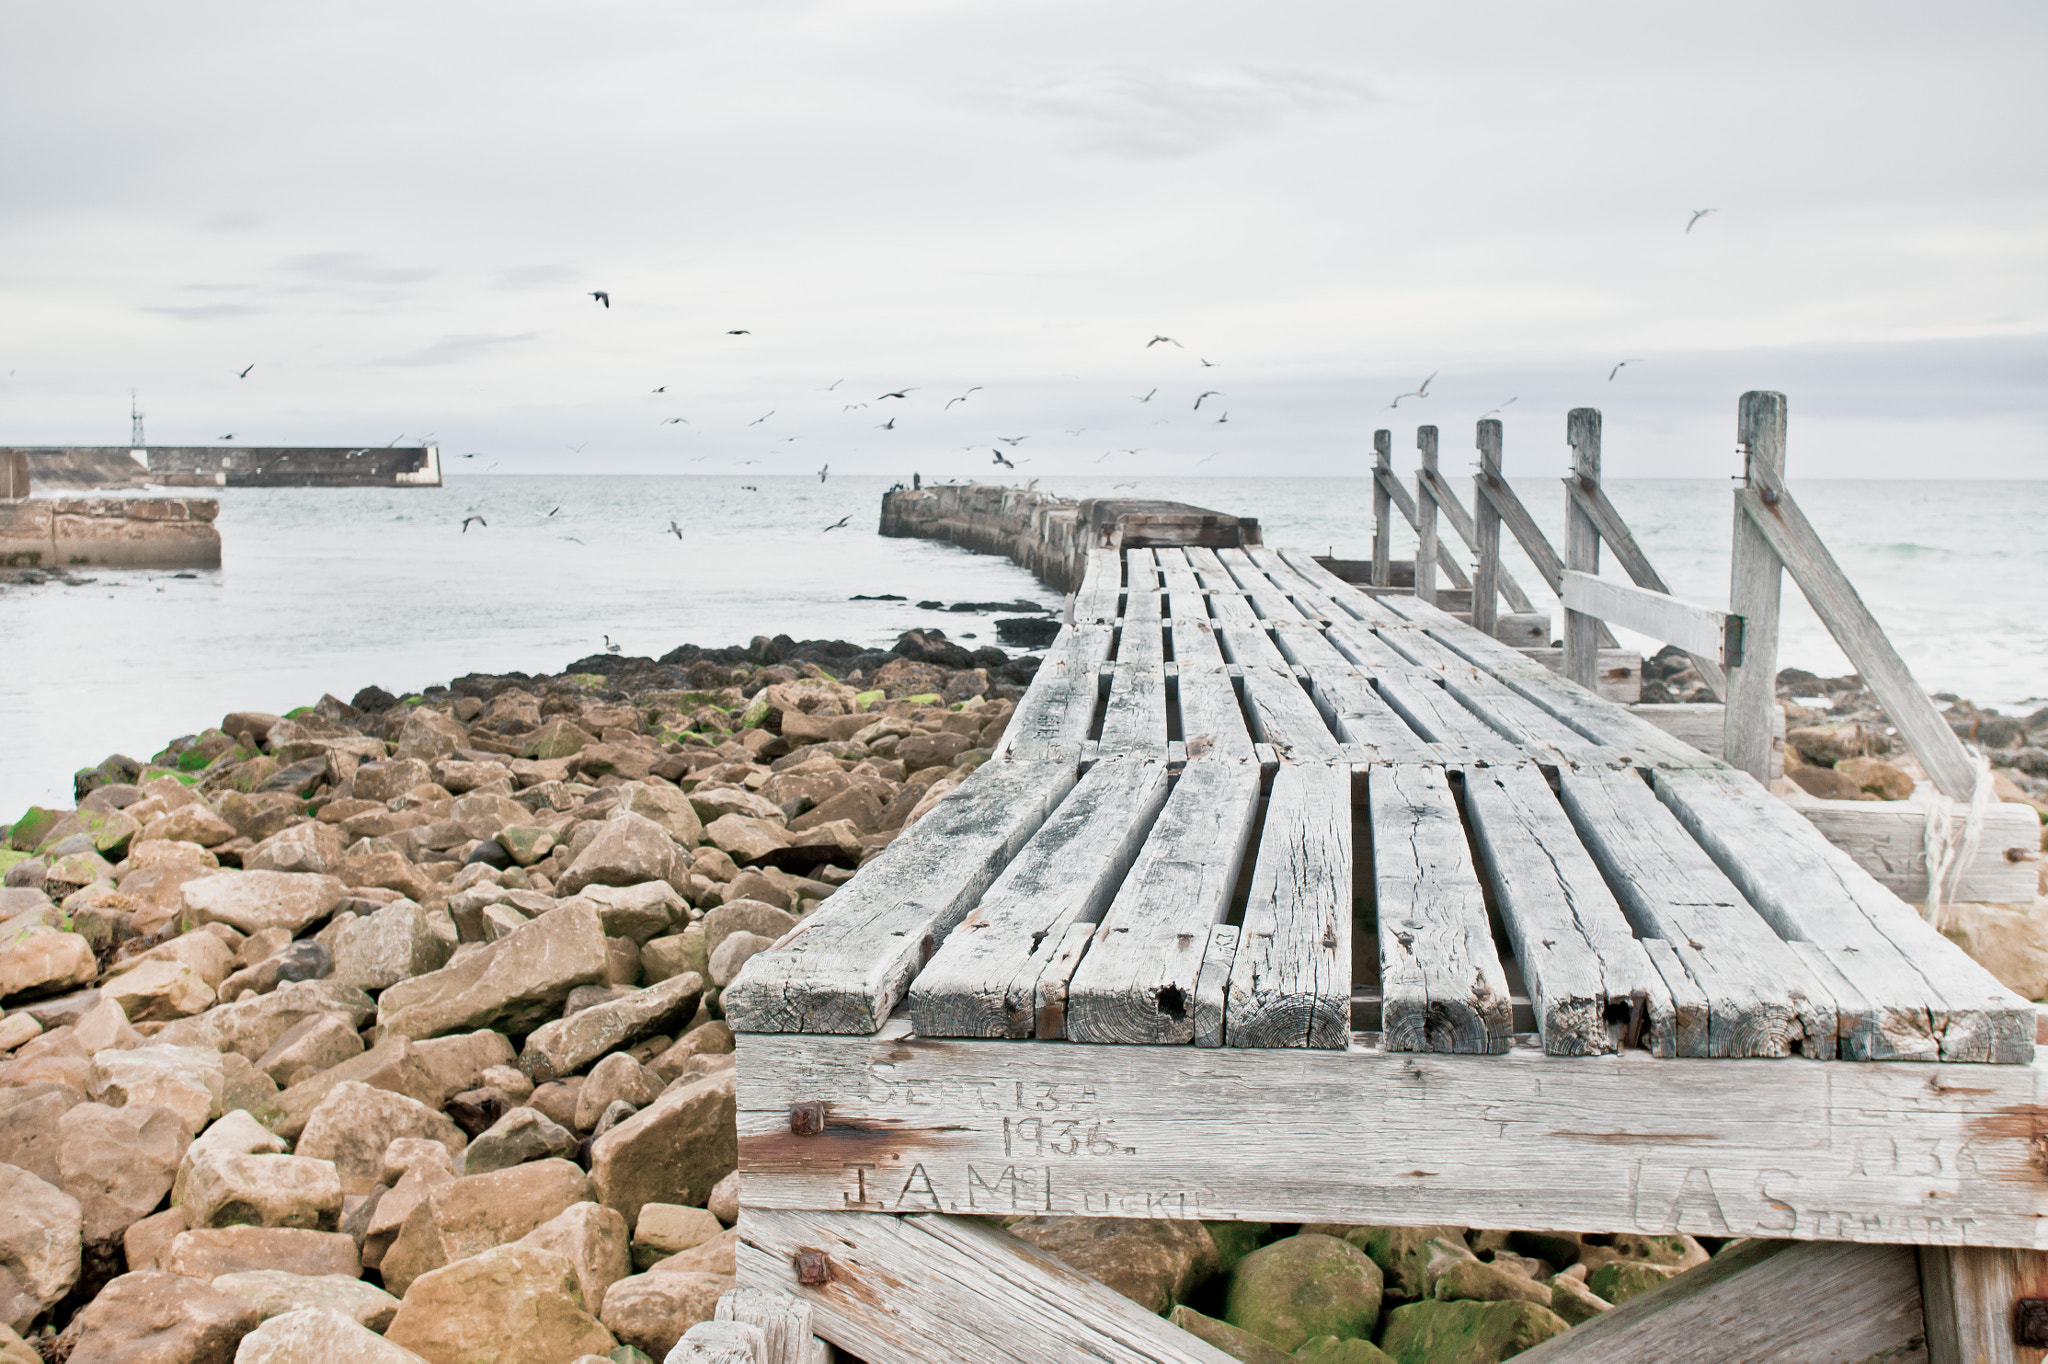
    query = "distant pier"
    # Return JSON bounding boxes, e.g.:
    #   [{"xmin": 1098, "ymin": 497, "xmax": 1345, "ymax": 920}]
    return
[{"xmin": 5, "ymin": 444, "xmax": 442, "ymax": 490}]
